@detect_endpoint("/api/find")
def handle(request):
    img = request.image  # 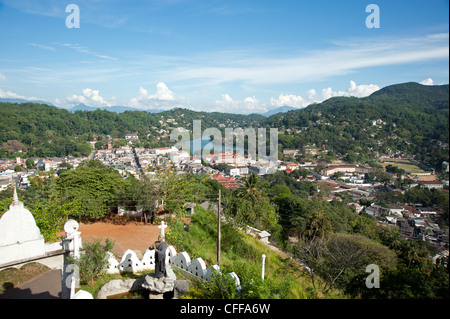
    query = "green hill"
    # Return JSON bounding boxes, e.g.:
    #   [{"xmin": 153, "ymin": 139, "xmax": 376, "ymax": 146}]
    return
[
  {"xmin": 265, "ymin": 82, "xmax": 449, "ymax": 170},
  {"xmin": 1, "ymin": 82, "xmax": 448, "ymax": 169}
]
